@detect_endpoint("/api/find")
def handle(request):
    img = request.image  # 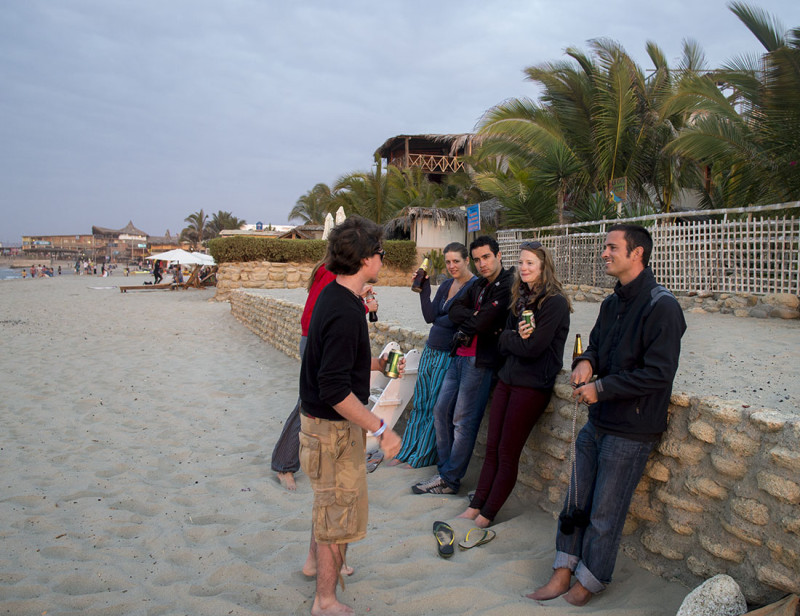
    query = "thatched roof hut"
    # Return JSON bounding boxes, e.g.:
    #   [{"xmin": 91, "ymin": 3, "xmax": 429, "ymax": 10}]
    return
[{"xmin": 383, "ymin": 199, "xmax": 504, "ymax": 238}]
